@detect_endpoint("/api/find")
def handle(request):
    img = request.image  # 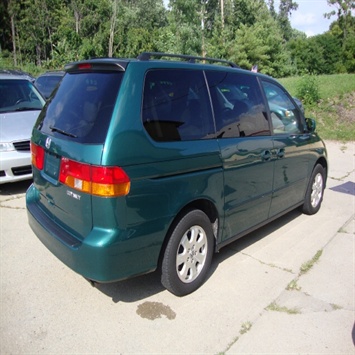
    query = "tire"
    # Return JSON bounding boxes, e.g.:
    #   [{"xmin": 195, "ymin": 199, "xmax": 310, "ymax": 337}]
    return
[
  {"xmin": 161, "ymin": 210, "xmax": 214, "ymax": 296},
  {"xmin": 302, "ymin": 164, "xmax": 326, "ymax": 215}
]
